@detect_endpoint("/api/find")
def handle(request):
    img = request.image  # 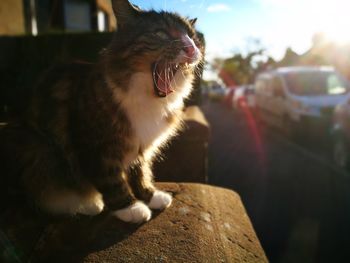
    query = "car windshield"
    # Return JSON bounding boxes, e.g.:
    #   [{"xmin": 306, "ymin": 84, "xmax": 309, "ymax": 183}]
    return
[{"xmin": 283, "ymin": 71, "xmax": 349, "ymax": 96}]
